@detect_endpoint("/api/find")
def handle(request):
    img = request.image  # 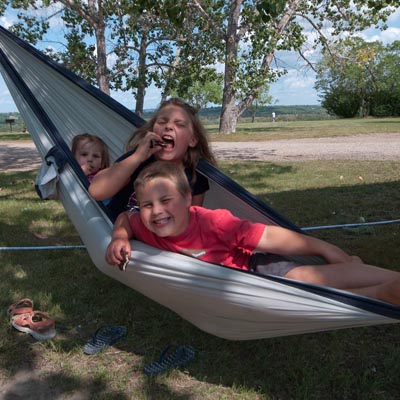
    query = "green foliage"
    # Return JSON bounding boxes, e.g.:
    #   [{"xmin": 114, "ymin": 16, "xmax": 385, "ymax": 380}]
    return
[
  {"xmin": 321, "ymin": 87, "xmax": 361, "ymax": 118},
  {"xmin": 46, "ymin": 28, "xmax": 98, "ymax": 85},
  {"xmin": 256, "ymin": 0, "xmax": 286, "ymax": 22},
  {"xmin": 315, "ymin": 38, "xmax": 400, "ymax": 118},
  {"xmin": 169, "ymin": 69, "xmax": 223, "ymax": 109}
]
